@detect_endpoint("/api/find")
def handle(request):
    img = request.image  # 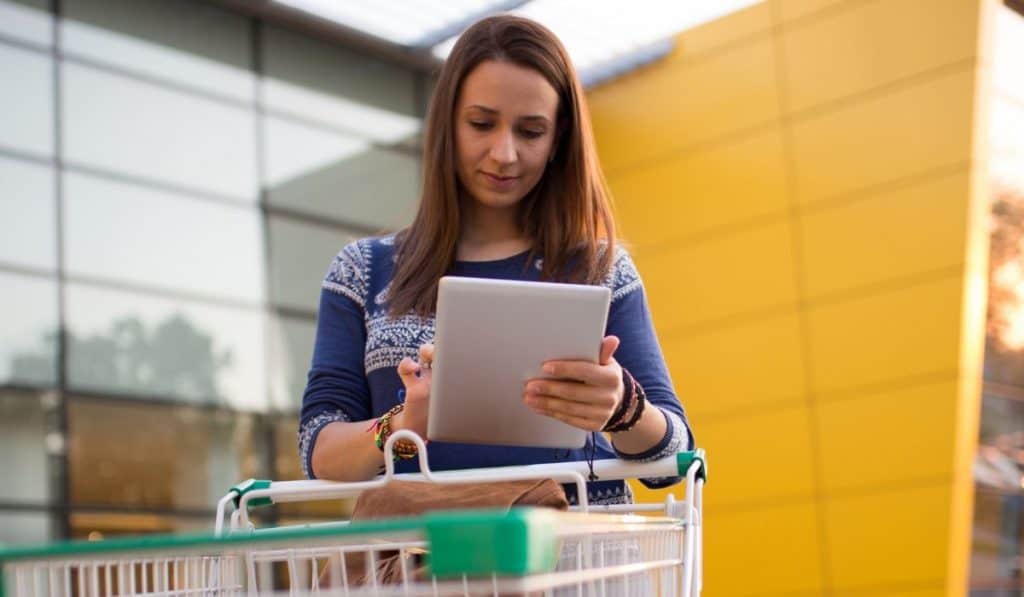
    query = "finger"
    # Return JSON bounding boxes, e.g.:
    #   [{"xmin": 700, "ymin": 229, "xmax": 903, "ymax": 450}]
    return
[
  {"xmin": 527, "ymin": 400, "xmax": 604, "ymax": 432},
  {"xmin": 599, "ymin": 335, "xmax": 620, "ymax": 366},
  {"xmin": 397, "ymin": 357, "xmax": 421, "ymax": 384},
  {"xmin": 525, "ymin": 393, "xmax": 609, "ymax": 421},
  {"xmin": 541, "ymin": 360, "xmax": 618, "ymax": 387},
  {"xmin": 419, "ymin": 343, "xmax": 434, "ymax": 363},
  {"xmin": 525, "ymin": 379, "xmax": 614, "ymax": 408}
]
